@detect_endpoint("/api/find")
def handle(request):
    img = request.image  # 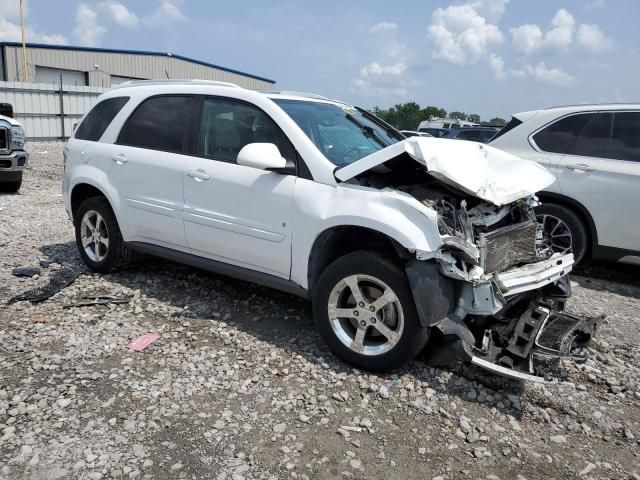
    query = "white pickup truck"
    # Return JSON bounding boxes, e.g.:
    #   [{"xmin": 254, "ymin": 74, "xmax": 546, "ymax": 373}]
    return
[{"xmin": 0, "ymin": 109, "xmax": 28, "ymax": 193}]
